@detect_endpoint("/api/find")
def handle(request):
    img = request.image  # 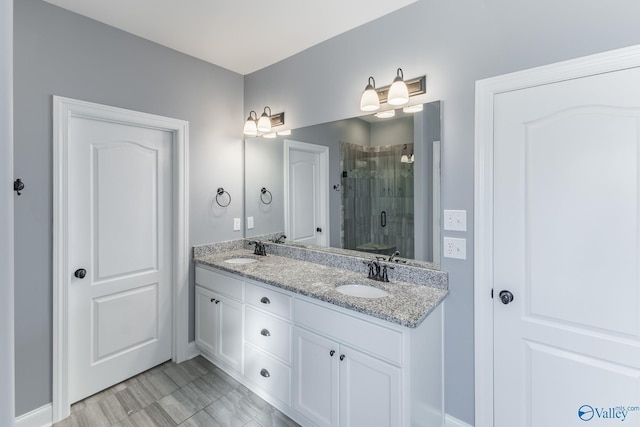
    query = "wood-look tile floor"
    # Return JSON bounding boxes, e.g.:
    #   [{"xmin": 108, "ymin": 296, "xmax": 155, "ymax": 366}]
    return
[{"xmin": 54, "ymin": 356, "xmax": 301, "ymax": 427}]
